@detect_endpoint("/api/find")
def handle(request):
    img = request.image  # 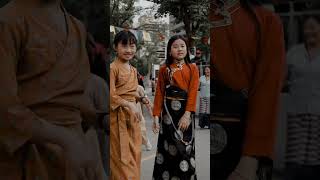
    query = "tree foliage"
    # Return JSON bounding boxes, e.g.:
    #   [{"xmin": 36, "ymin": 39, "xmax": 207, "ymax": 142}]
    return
[
  {"xmin": 134, "ymin": 13, "xmax": 169, "ymax": 76},
  {"xmin": 110, "ymin": 0, "xmax": 142, "ymax": 27},
  {"xmin": 147, "ymin": 0, "xmax": 209, "ymax": 40},
  {"xmin": 137, "ymin": 42, "xmax": 163, "ymax": 76}
]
